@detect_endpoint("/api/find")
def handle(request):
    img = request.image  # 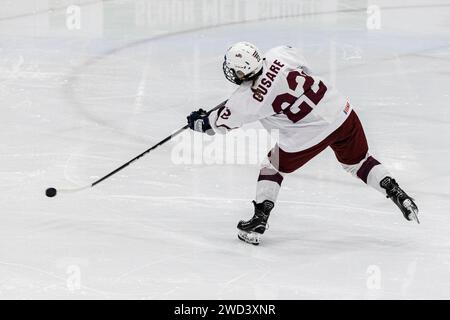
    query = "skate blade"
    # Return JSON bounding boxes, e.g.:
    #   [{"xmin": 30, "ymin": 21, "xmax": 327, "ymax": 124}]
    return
[
  {"xmin": 404, "ymin": 199, "xmax": 420, "ymax": 224},
  {"xmin": 237, "ymin": 230, "xmax": 261, "ymax": 245},
  {"xmin": 410, "ymin": 210, "xmax": 420, "ymax": 224}
]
